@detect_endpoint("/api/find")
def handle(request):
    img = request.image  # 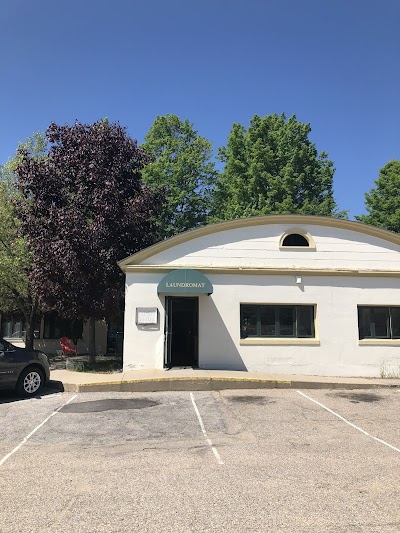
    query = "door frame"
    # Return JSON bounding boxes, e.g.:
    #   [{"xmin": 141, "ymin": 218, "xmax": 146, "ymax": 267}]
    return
[{"xmin": 164, "ymin": 296, "xmax": 199, "ymax": 368}]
